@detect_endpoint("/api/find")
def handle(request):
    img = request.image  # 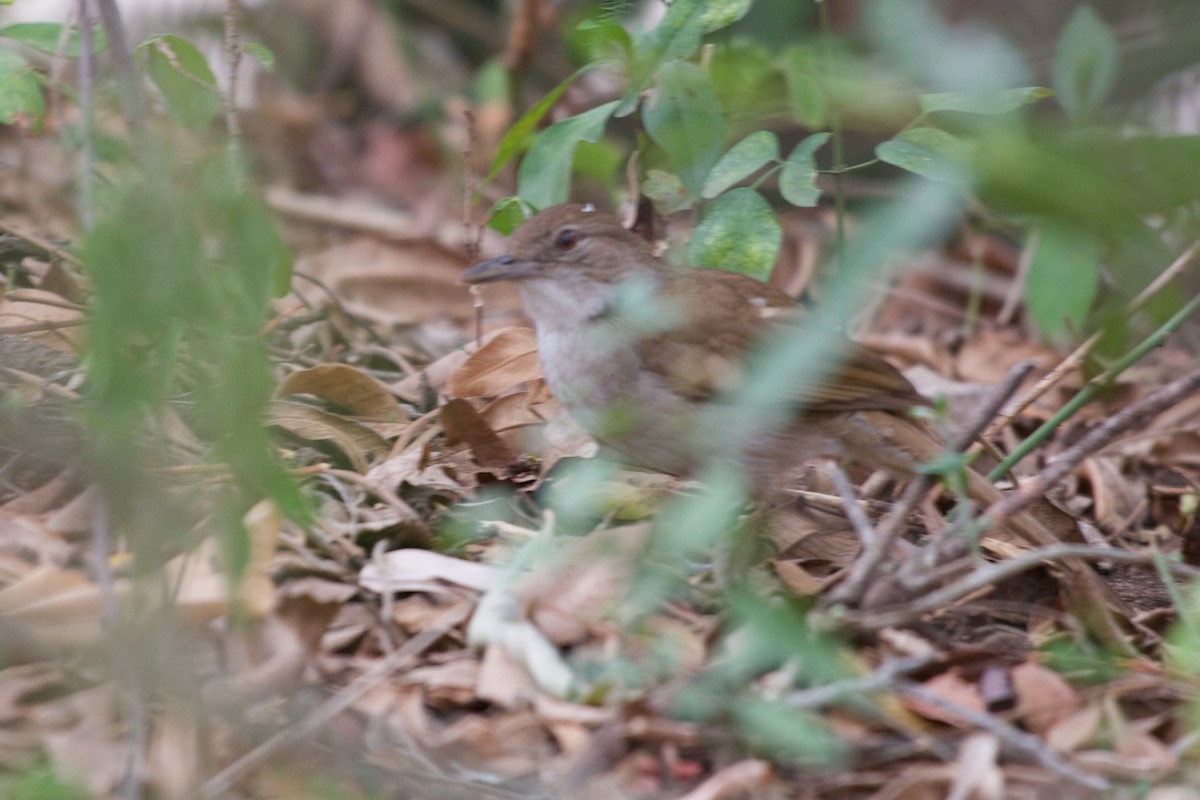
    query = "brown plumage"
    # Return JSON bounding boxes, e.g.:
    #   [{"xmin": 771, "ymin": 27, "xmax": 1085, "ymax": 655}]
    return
[{"xmin": 463, "ymin": 203, "xmax": 1132, "ymax": 641}]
